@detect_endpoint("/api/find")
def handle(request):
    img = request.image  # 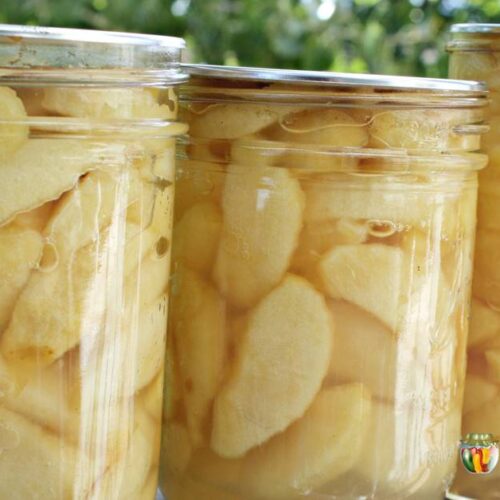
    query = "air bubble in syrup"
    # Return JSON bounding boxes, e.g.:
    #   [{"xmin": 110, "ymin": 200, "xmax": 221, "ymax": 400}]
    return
[
  {"xmin": 367, "ymin": 219, "xmax": 398, "ymax": 239},
  {"xmin": 155, "ymin": 237, "xmax": 170, "ymax": 258},
  {"xmin": 38, "ymin": 241, "xmax": 59, "ymax": 273}
]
